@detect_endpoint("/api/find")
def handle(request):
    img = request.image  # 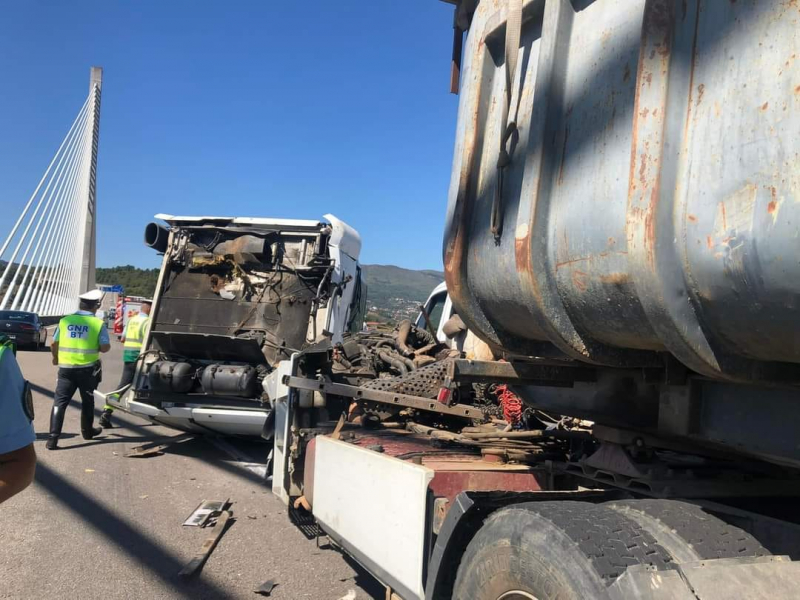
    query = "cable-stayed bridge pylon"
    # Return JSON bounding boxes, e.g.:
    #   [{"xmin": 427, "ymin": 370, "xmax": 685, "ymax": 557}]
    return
[{"xmin": 0, "ymin": 66, "xmax": 102, "ymax": 317}]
